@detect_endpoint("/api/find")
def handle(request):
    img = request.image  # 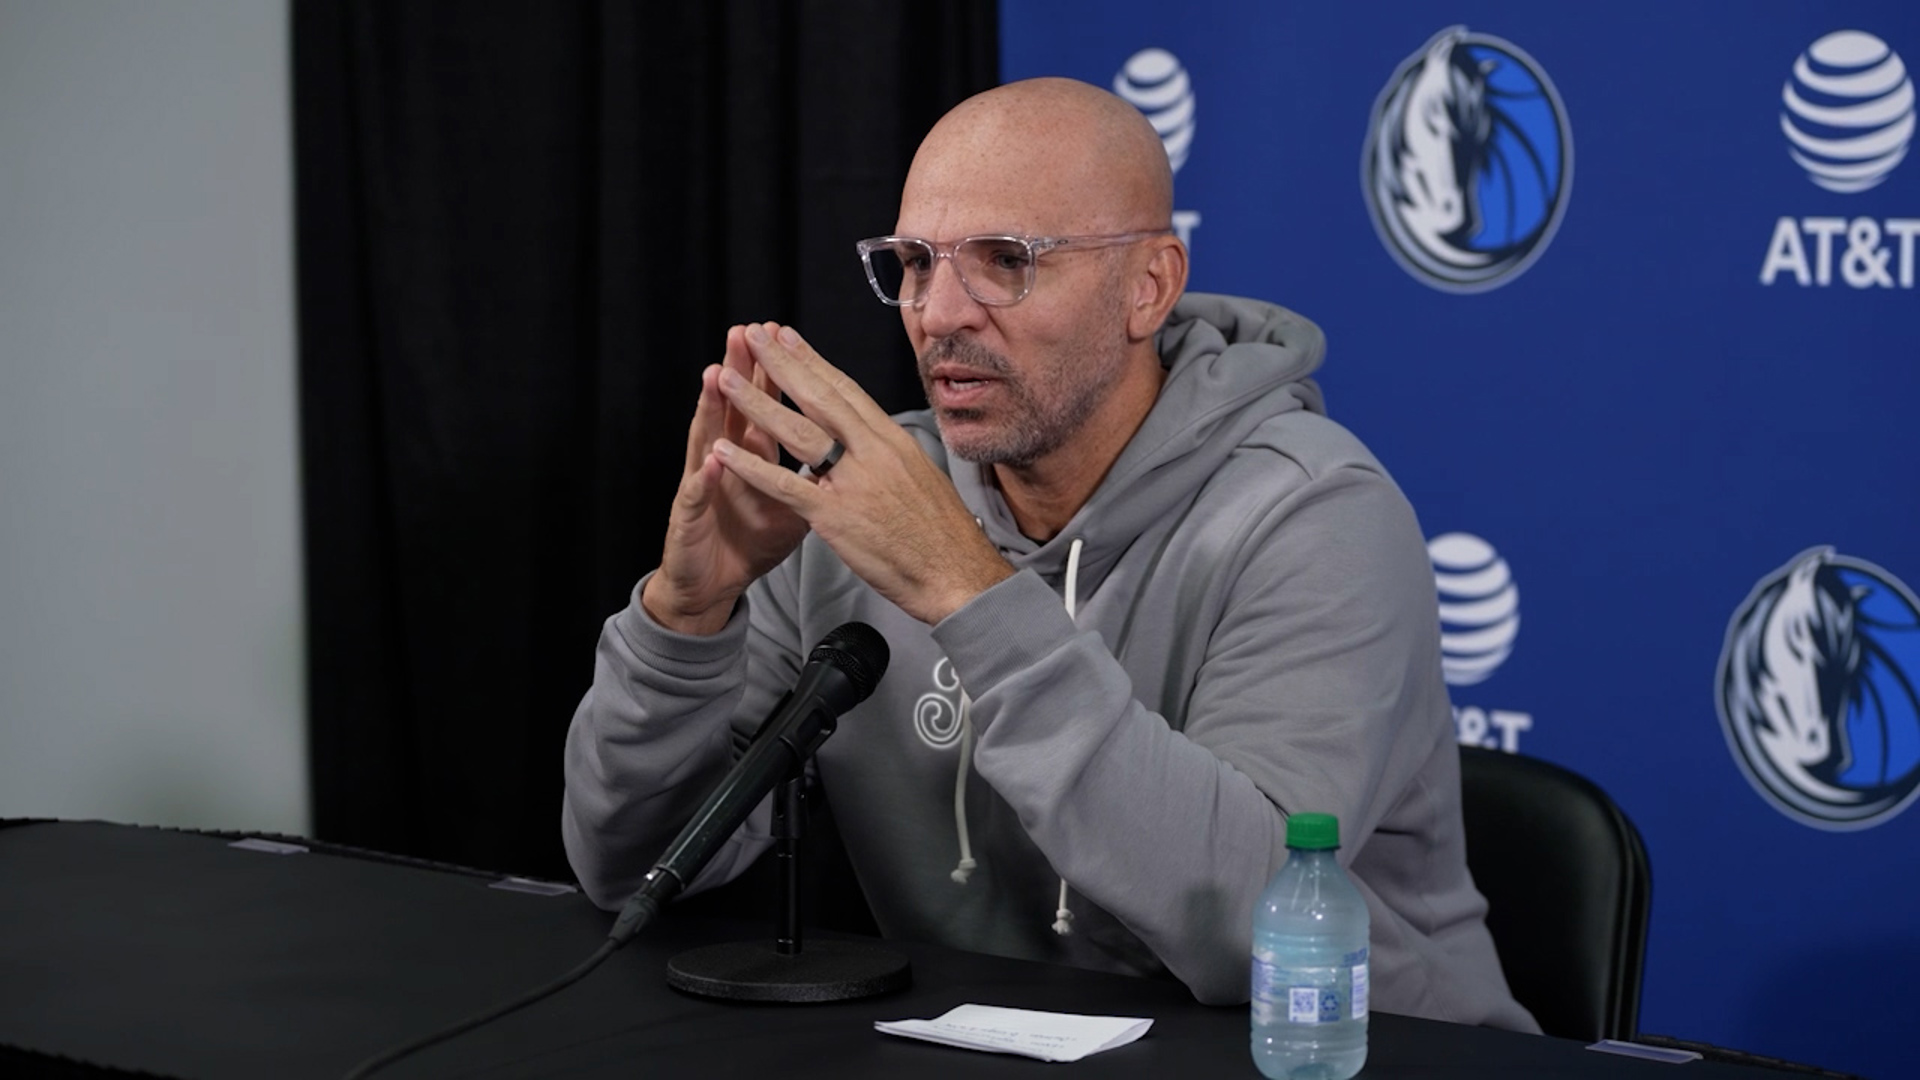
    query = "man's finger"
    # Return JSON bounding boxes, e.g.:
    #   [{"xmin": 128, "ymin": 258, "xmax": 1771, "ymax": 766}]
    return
[
  {"xmin": 720, "ymin": 325, "xmax": 759, "ymax": 449},
  {"xmin": 713, "ymin": 437, "xmax": 820, "ymax": 513},
  {"xmin": 683, "ymin": 365, "xmax": 726, "ymax": 477},
  {"xmin": 771, "ymin": 325, "xmax": 898, "ymax": 431},
  {"xmin": 718, "ymin": 365, "xmax": 836, "ymax": 466},
  {"xmin": 741, "ymin": 325, "xmax": 891, "ymax": 449}
]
